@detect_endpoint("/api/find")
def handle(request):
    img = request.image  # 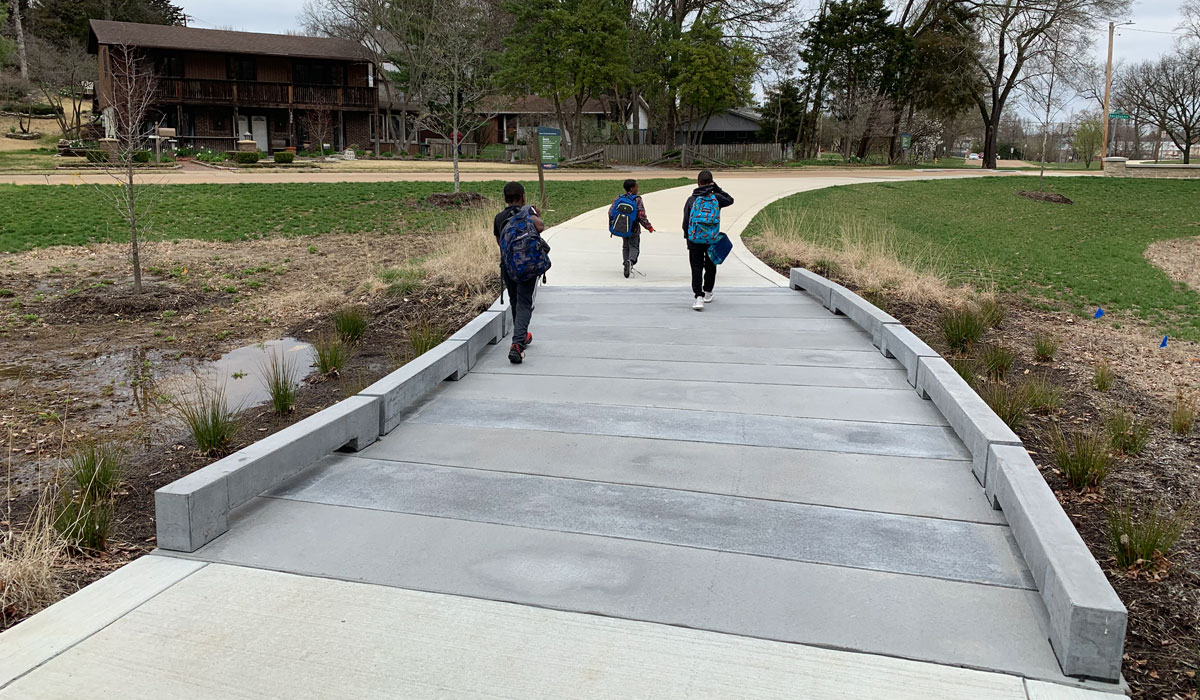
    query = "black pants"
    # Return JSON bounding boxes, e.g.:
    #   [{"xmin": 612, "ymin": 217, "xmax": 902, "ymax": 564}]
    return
[
  {"xmin": 622, "ymin": 231, "xmax": 641, "ymax": 265},
  {"xmin": 687, "ymin": 240, "xmax": 716, "ymax": 298},
  {"xmin": 502, "ymin": 269, "xmax": 538, "ymax": 346}
]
